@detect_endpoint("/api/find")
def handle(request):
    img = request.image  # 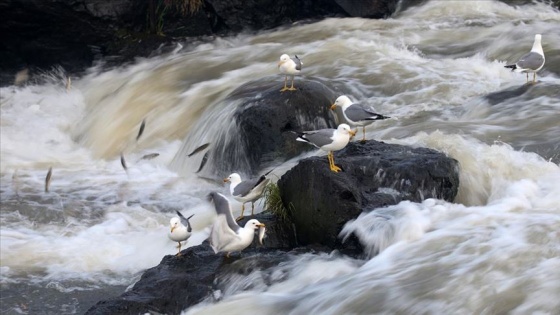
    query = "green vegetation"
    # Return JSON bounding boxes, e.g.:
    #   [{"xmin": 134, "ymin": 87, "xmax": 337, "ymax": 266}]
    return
[
  {"xmin": 262, "ymin": 182, "xmax": 292, "ymax": 222},
  {"xmin": 147, "ymin": 0, "xmax": 204, "ymax": 35}
]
